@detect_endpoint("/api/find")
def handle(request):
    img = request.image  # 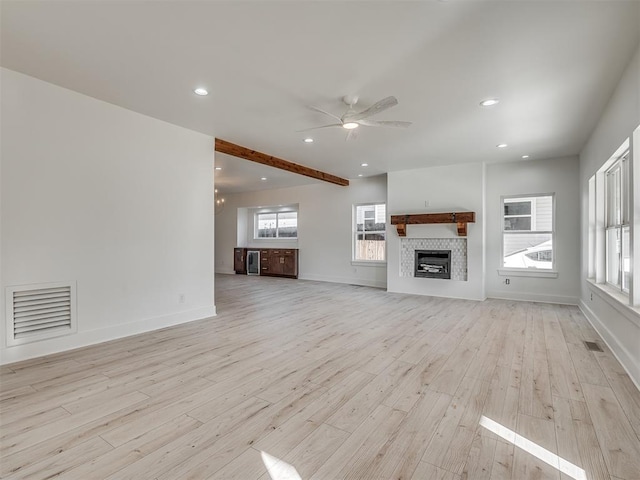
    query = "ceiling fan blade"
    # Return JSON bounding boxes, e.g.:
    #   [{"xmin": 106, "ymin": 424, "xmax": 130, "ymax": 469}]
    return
[
  {"xmin": 347, "ymin": 96, "xmax": 398, "ymax": 121},
  {"xmin": 308, "ymin": 105, "xmax": 342, "ymax": 122},
  {"xmin": 345, "ymin": 128, "xmax": 358, "ymax": 141},
  {"xmin": 296, "ymin": 123, "xmax": 342, "ymax": 132},
  {"xmin": 357, "ymin": 119, "xmax": 412, "ymax": 128}
]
